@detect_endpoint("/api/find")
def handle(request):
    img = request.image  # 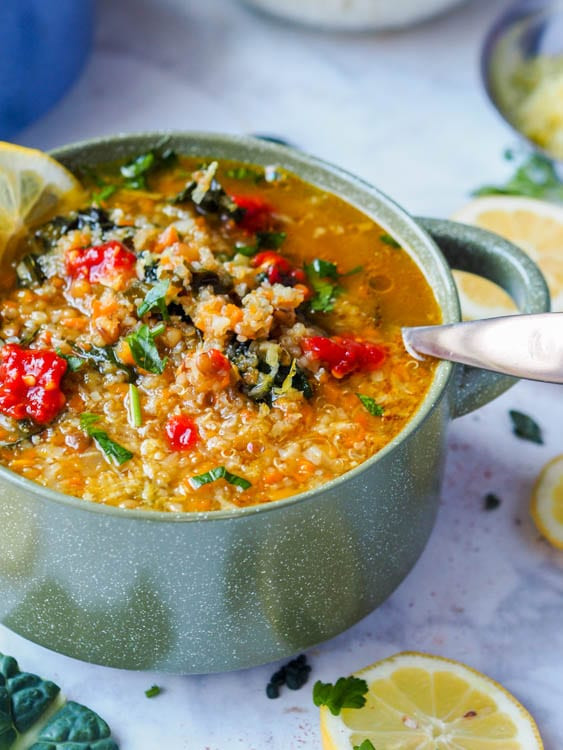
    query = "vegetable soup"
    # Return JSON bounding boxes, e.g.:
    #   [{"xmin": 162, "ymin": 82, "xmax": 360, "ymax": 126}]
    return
[{"xmin": 0, "ymin": 151, "xmax": 440, "ymax": 511}]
